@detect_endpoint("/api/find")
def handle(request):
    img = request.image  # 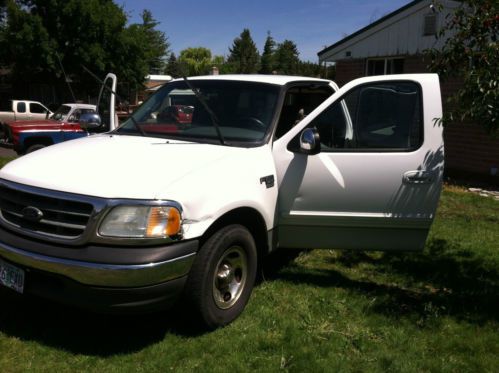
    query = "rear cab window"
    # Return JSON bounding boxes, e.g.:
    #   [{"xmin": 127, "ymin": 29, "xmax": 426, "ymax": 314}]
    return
[
  {"xmin": 274, "ymin": 84, "xmax": 334, "ymax": 139},
  {"xmin": 16, "ymin": 102, "xmax": 26, "ymax": 113}
]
